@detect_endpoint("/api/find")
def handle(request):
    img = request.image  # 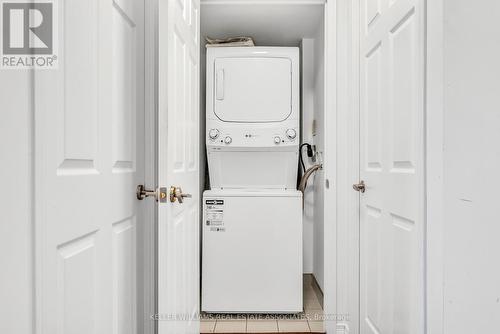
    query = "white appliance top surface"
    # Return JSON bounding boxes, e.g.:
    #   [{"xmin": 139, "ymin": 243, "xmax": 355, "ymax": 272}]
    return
[
  {"xmin": 204, "ymin": 189, "xmax": 302, "ymax": 197},
  {"xmin": 207, "ymin": 46, "xmax": 299, "ymax": 54}
]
